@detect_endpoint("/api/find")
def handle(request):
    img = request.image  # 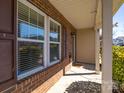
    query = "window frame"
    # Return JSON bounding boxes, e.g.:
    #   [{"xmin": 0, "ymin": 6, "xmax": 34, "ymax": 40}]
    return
[
  {"xmin": 17, "ymin": 0, "xmax": 62, "ymax": 80},
  {"xmin": 48, "ymin": 17, "xmax": 62, "ymax": 66},
  {"xmin": 17, "ymin": 0, "xmax": 47, "ymax": 80}
]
